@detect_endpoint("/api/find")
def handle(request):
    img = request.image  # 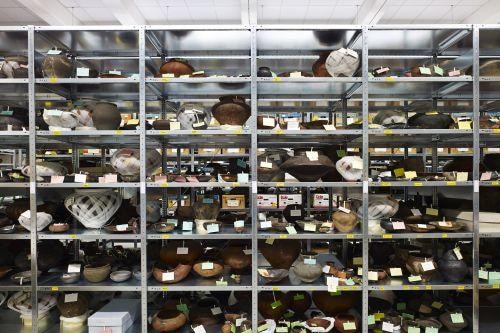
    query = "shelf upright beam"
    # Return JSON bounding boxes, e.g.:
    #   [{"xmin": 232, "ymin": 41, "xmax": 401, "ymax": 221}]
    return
[
  {"xmin": 138, "ymin": 26, "xmax": 148, "ymax": 333},
  {"xmin": 472, "ymin": 26, "xmax": 480, "ymax": 333},
  {"xmin": 361, "ymin": 26, "xmax": 369, "ymax": 333},
  {"xmin": 250, "ymin": 26, "xmax": 258, "ymax": 330},
  {"xmin": 28, "ymin": 25, "xmax": 39, "ymax": 333}
]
